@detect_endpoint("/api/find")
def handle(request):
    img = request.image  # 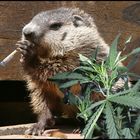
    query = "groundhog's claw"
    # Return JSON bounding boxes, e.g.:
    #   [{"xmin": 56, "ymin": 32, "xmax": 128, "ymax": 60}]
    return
[
  {"xmin": 25, "ymin": 123, "xmax": 45, "ymax": 136},
  {"xmin": 72, "ymin": 127, "xmax": 82, "ymax": 134},
  {"xmin": 16, "ymin": 40, "xmax": 36, "ymax": 63}
]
